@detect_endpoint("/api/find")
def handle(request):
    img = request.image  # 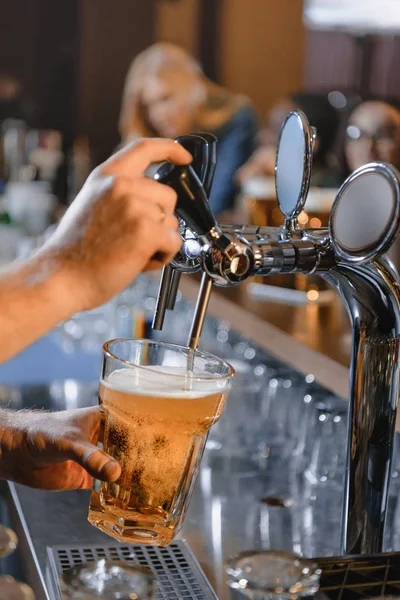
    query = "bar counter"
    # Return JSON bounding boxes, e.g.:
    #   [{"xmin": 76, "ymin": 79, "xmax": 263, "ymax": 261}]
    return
[
  {"xmin": 178, "ymin": 273, "xmax": 351, "ymax": 398},
  {"xmin": 1, "ymin": 274, "xmax": 396, "ymax": 599}
]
